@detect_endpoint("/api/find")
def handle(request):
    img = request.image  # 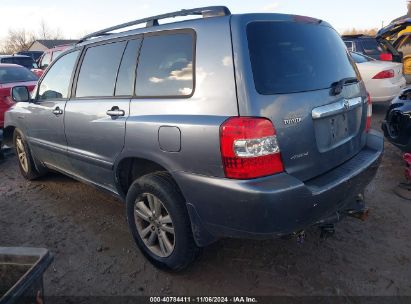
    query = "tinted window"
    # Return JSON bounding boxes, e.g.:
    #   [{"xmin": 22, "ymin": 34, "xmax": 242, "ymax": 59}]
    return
[
  {"xmin": 1, "ymin": 57, "xmax": 35, "ymax": 69},
  {"xmin": 351, "ymin": 52, "xmax": 372, "ymax": 63},
  {"xmin": 247, "ymin": 22, "xmax": 357, "ymax": 95},
  {"xmin": 38, "ymin": 50, "xmax": 79, "ymax": 100},
  {"xmin": 0, "ymin": 66, "xmax": 38, "ymax": 84},
  {"xmin": 361, "ymin": 39, "xmax": 382, "ymax": 55},
  {"xmin": 76, "ymin": 42, "xmax": 126, "ymax": 97},
  {"xmin": 115, "ymin": 39, "xmax": 141, "ymax": 96},
  {"xmin": 135, "ymin": 33, "xmax": 194, "ymax": 97}
]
